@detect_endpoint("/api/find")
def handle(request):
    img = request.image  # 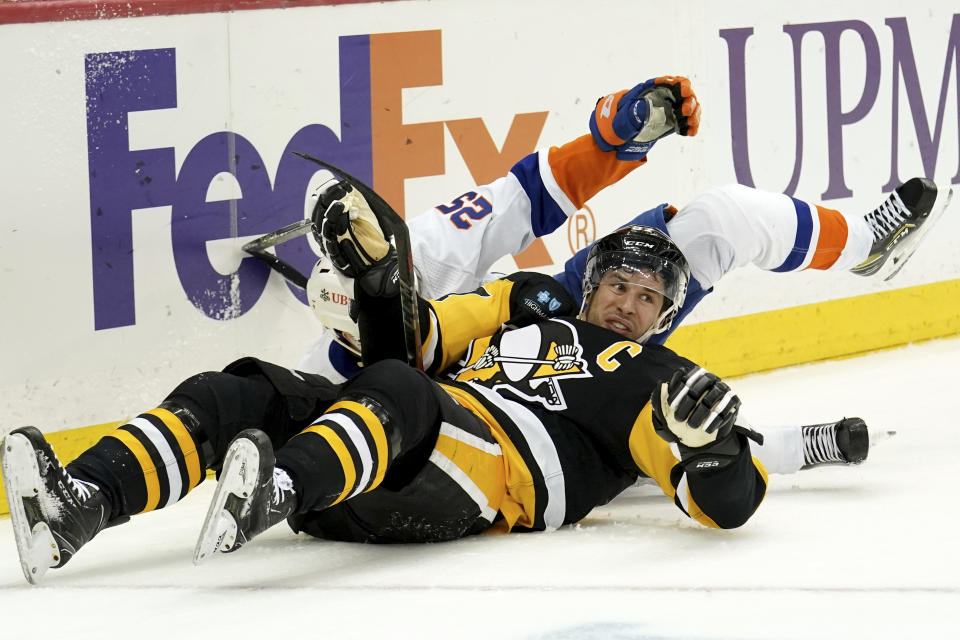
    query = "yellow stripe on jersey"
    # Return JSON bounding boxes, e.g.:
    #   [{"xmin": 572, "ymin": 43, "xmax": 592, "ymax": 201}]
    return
[
  {"xmin": 434, "ymin": 431, "xmax": 505, "ymax": 516},
  {"xmin": 677, "ymin": 456, "xmax": 768, "ymax": 529},
  {"xmin": 628, "ymin": 406, "xmax": 725, "ymax": 528},
  {"xmin": 327, "ymin": 400, "xmax": 389, "ymax": 491},
  {"xmin": 431, "ymin": 279, "xmax": 515, "ymax": 372},
  {"xmin": 684, "ymin": 499, "xmax": 721, "ymax": 529},
  {"xmin": 630, "ymin": 406, "xmax": 770, "ymax": 529},
  {"xmin": 301, "ymin": 424, "xmax": 356, "ymax": 506},
  {"xmin": 627, "ymin": 403, "xmax": 681, "ymax": 497},
  {"xmin": 108, "ymin": 428, "xmax": 161, "ymax": 513},
  {"xmin": 440, "ymin": 383, "xmax": 536, "ymax": 531},
  {"xmin": 144, "ymin": 407, "xmax": 202, "ymax": 491}
]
